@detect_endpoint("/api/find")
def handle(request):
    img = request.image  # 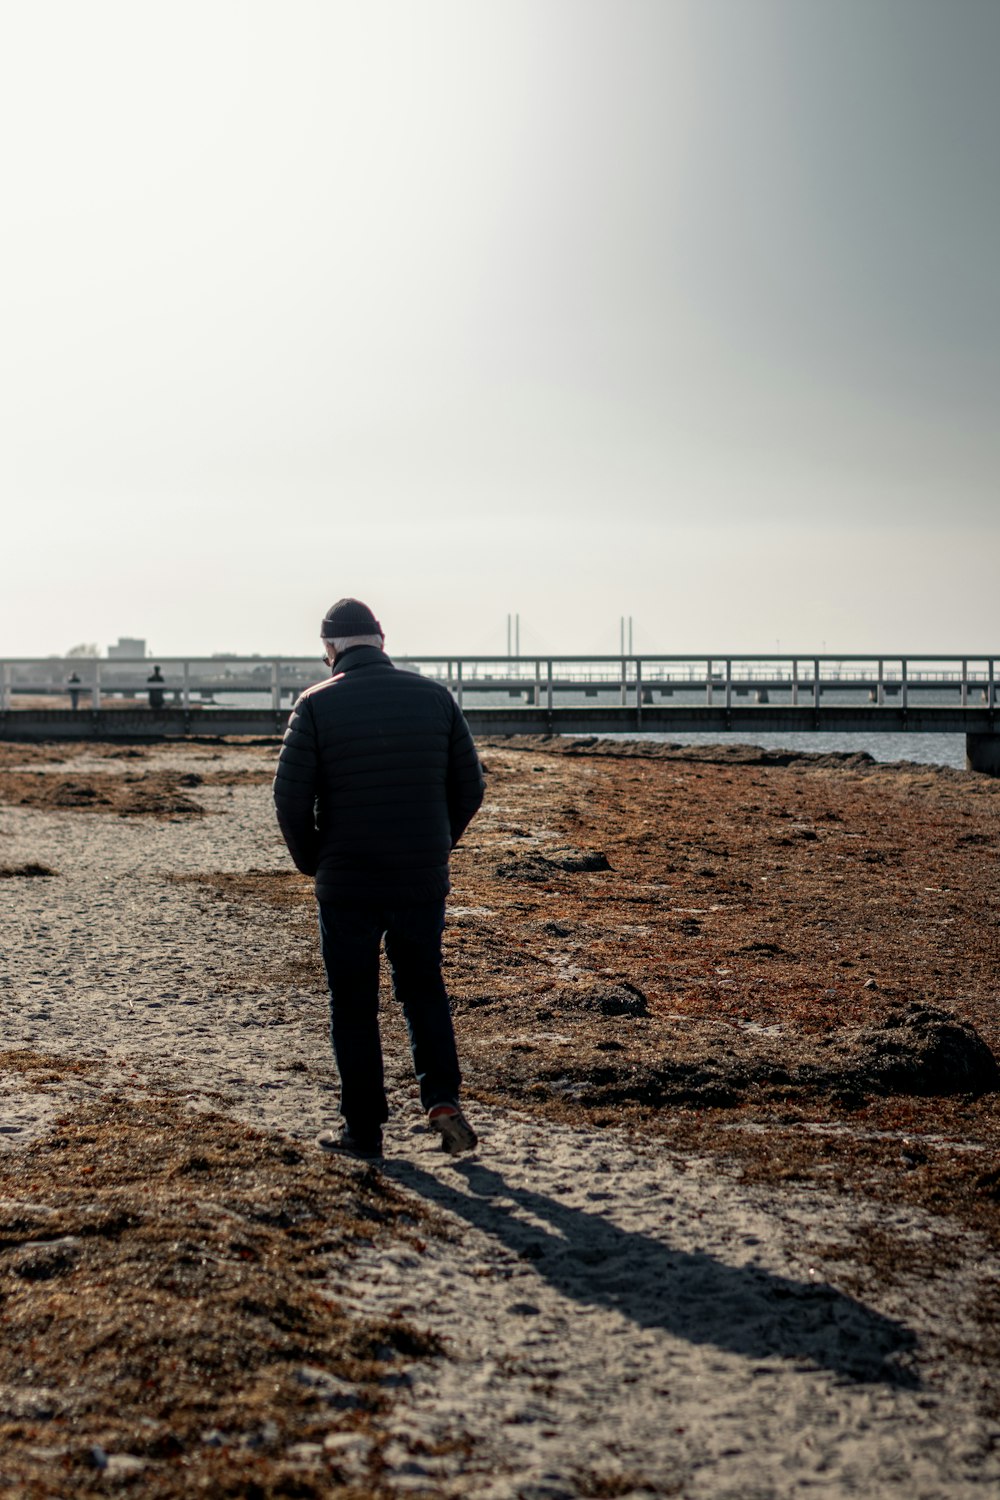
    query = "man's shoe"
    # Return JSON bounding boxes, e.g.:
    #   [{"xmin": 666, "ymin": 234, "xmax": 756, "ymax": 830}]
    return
[
  {"xmin": 316, "ymin": 1126, "xmax": 383, "ymax": 1160},
  {"xmin": 428, "ymin": 1103, "xmax": 478, "ymax": 1155}
]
